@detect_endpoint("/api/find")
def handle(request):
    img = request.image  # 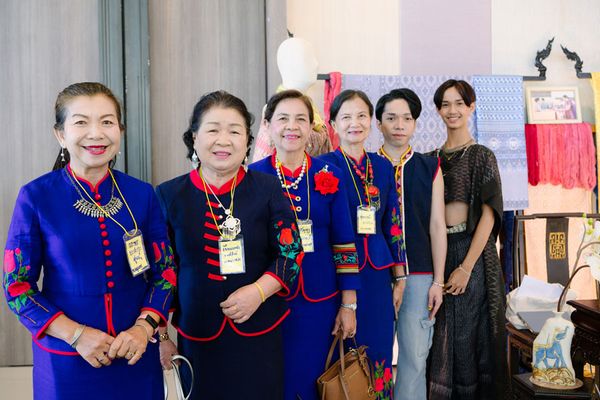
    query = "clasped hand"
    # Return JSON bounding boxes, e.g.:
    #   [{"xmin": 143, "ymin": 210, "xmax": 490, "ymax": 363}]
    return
[
  {"xmin": 444, "ymin": 266, "xmax": 471, "ymax": 296},
  {"xmin": 75, "ymin": 324, "xmax": 149, "ymax": 368}
]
